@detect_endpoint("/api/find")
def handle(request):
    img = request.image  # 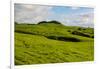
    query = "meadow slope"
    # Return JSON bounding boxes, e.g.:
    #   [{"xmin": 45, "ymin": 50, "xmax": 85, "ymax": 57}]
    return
[{"xmin": 15, "ymin": 23, "xmax": 94, "ymax": 65}]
